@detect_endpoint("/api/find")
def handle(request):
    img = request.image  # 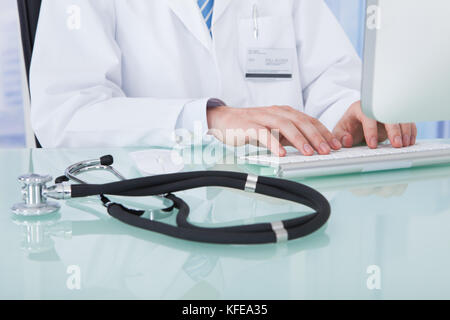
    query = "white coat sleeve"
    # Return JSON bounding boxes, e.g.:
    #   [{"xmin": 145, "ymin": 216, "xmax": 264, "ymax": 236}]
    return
[
  {"xmin": 294, "ymin": 0, "xmax": 362, "ymax": 131},
  {"xmin": 30, "ymin": 0, "xmax": 209, "ymax": 148}
]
